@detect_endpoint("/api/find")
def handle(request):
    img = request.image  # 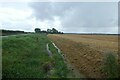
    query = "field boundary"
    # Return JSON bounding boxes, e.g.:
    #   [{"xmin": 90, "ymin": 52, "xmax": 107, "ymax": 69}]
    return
[{"xmin": 51, "ymin": 41, "xmax": 85, "ymax": 78}]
